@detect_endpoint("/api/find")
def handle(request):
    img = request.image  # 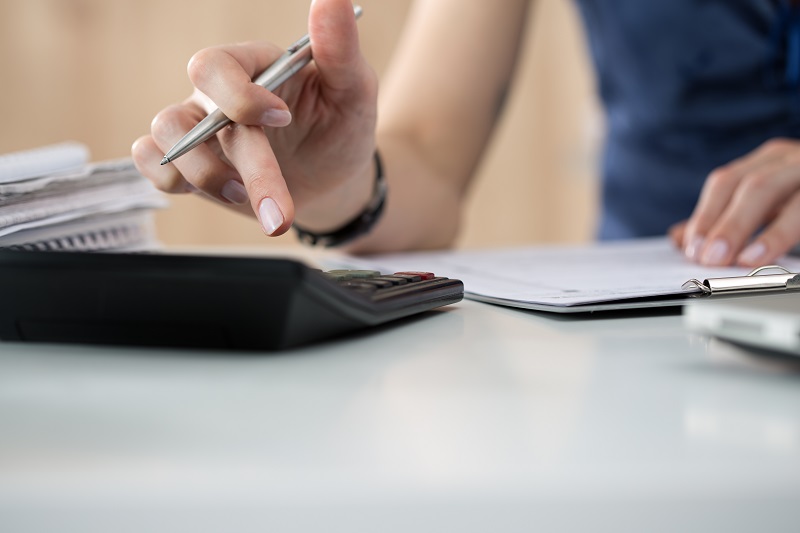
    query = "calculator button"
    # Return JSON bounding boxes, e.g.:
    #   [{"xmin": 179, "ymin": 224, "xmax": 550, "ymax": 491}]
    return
[
  {"xmin": 391, "ymin": 273, "xmax": 422, "ymax": 283},
  {"xmin": 339, "ymin": 281, "xmax": 379, "ymax": 291},
  {"xmin": 347, "ymin": 270, "xmax": 382, "ymax": 279},
  {"xmin": 395, "ymin": 271, "xmax": 435, "ymax": 281},
  {"xmin": 373, "ymin": 276, "xmax": 409, "ymax": 286},
  {"xmin": 325, "ymin": 269, "xmax": 381, "ymax": 281},
  {"xmin": 358, "ymin": 278, "xmax": 395, "ymax": 289},
  {"xmin": 325, "ymin": 270, "xmax": 356, "ymax": 281}
]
